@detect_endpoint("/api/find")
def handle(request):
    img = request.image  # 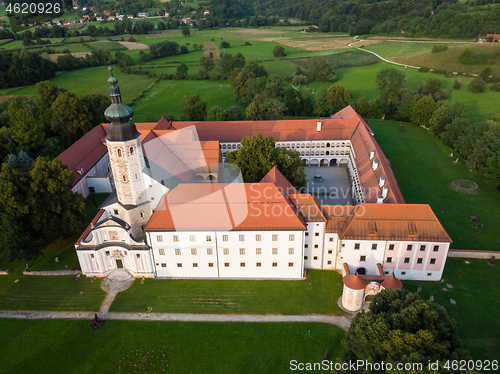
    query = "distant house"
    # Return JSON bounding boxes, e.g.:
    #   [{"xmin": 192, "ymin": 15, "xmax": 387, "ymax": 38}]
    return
[
  {"xmin": 94, "ymin": 12, "xmax": 99, "ymax": 16},
  {"xmin": 104, "ymin": 10, "xmax": 111, "ymax": 16},
  {"xmin": 164, "ymin": 12, "xmax": 170, "ymax": 17},
  {"xmin": 96, "ymin": 16, "xmax": 103, "ymax": 21},
  {"xmin": 486, "ymin": 33, "xmax": 500, "ymax": 41},
  {"xmin": 82, "ymin": 6, "xmax": 87, "ymax": 11},
  {"xmin": 181, "ymin": 17, "xmax": 192, "ymax": 24},
  {"xmin": 107, "ymin": 16, "xmax": 115, "ymax": 21},
  {"xmin": 191, "ymin": 11, "xmax": 197, "ymax": 14},
  {"xmin": 204, "ymin": 10, "xmax": 210, "ymax": 15},
  {"xmin": 138, "ymin": 12, "xmax": 149, "ymax": 18},
  {"xmin": 127, "ymin": 15, "xmax": 134, "ymax": 19},
  {"xmin": 83, "ymin": 15, "xmax": 90, "ymax": 19}
]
